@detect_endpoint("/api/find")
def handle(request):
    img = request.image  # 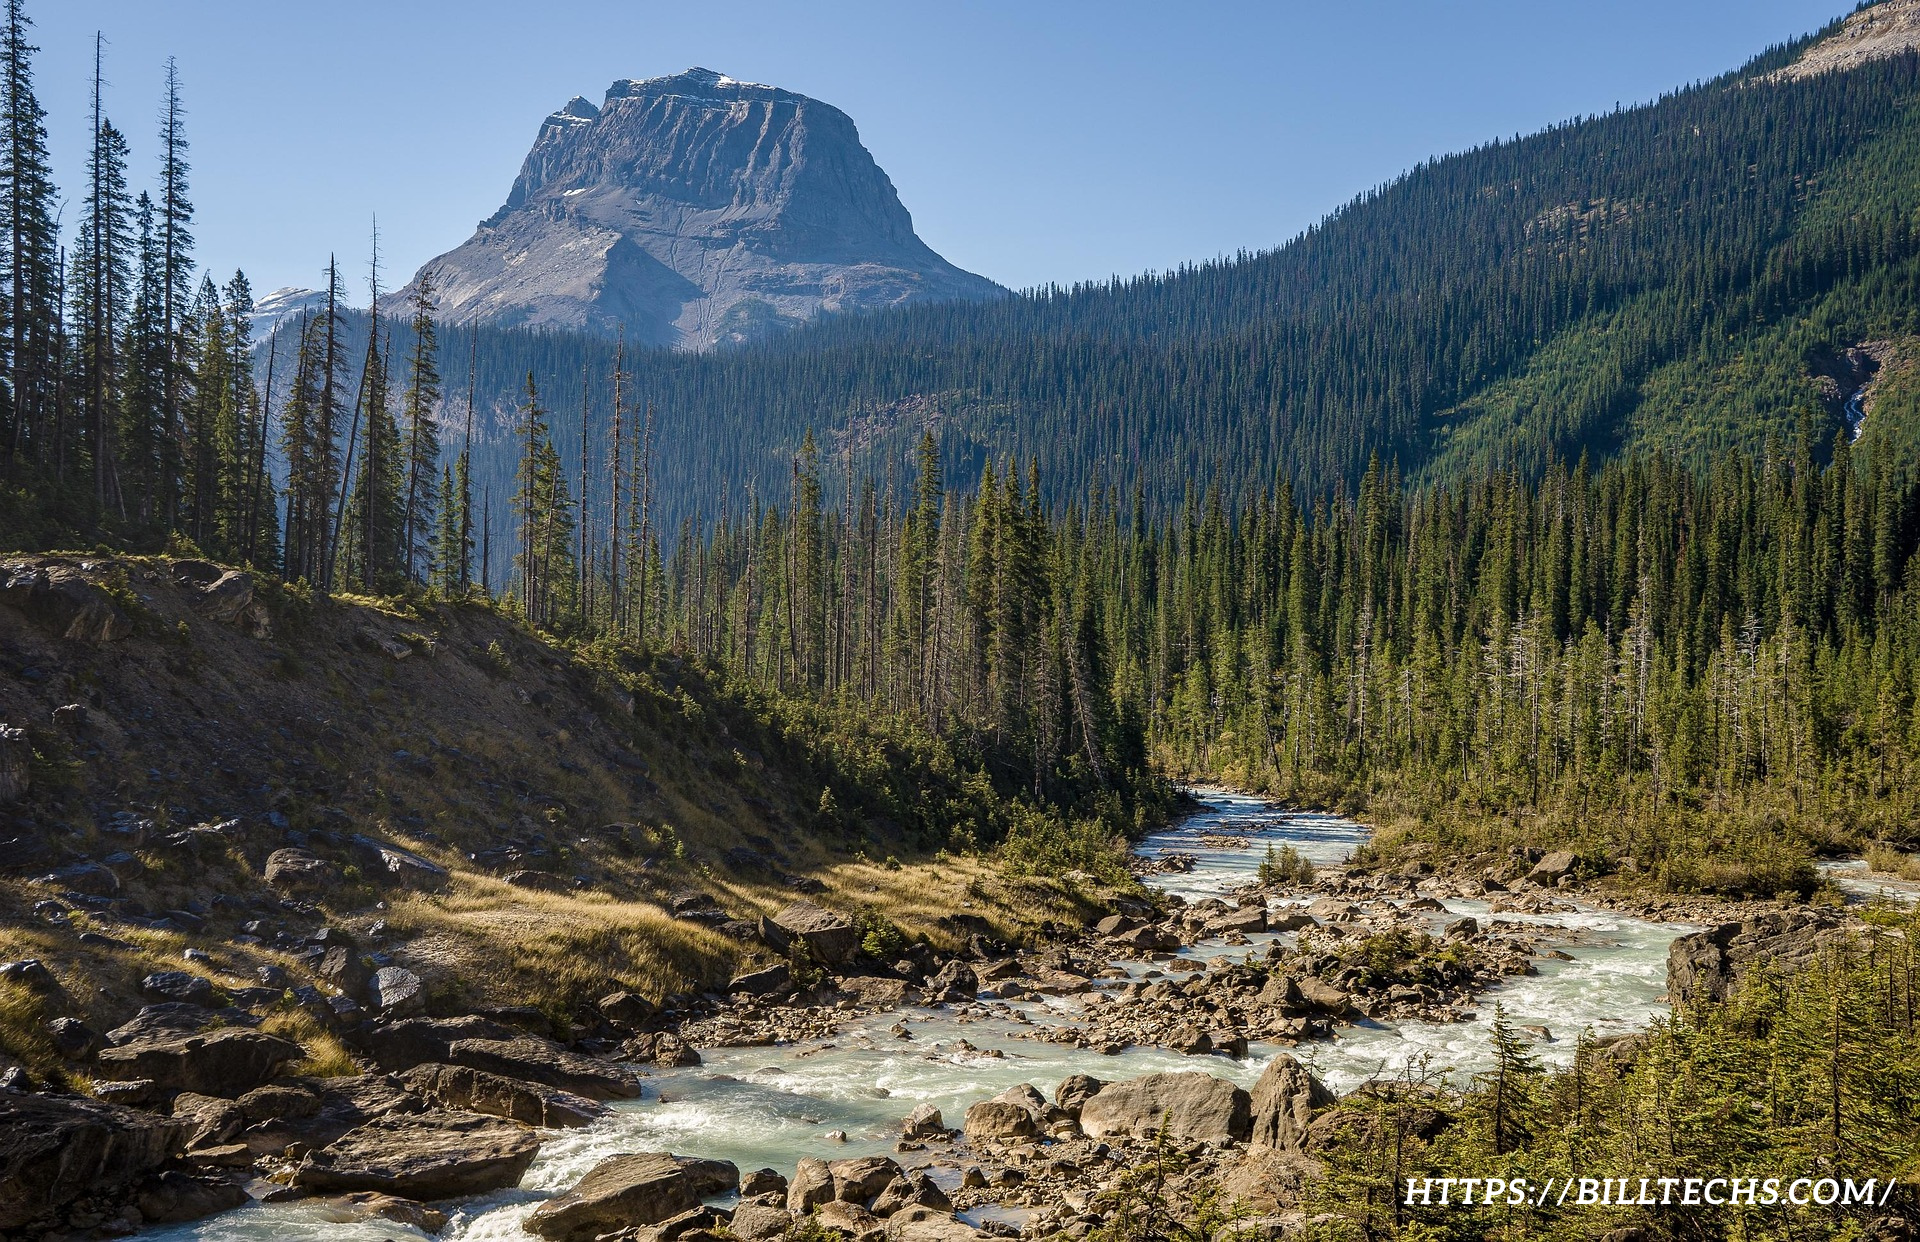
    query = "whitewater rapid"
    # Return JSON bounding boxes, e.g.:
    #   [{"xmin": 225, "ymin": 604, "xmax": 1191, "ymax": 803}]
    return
[{"xmin": 142, "ymin": 790, "xmax": 1689, "ymax": 1240}]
